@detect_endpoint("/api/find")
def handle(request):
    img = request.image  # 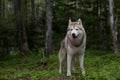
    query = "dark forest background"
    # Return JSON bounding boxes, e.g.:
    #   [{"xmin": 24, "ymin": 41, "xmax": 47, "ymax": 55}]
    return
[{"xmin": 0, "ymin": 0, "xmax": 120, "ymax": 58}]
